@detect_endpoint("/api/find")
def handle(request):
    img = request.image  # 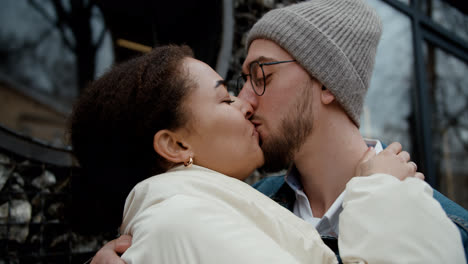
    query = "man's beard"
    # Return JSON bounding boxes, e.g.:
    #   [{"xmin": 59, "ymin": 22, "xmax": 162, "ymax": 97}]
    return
[{"xmin": 259, "ymin": 83, "xmax": 314, "ymax": 173}]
